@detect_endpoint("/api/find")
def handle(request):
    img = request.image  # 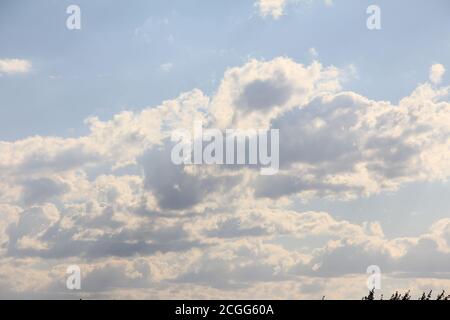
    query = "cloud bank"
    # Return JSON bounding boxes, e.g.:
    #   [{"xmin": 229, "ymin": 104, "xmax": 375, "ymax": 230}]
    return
[{"xmin": 0, "ymin": 57, "xmax": 449, "ymax": 299}]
